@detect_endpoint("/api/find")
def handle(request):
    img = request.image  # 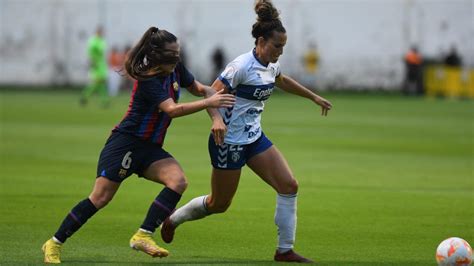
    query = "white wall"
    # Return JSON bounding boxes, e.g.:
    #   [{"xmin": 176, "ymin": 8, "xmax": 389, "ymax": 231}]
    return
[{"xmin": 0, "ymin": 0, "xmax": 472, "ymax": 89}]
